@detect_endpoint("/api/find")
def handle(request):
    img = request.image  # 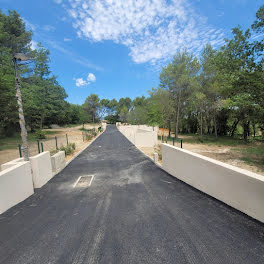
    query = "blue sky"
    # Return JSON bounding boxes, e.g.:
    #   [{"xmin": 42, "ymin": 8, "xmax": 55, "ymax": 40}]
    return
[{"xmin": 1, "ymin": 0, "xmax": 262, "ymax": 104}]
